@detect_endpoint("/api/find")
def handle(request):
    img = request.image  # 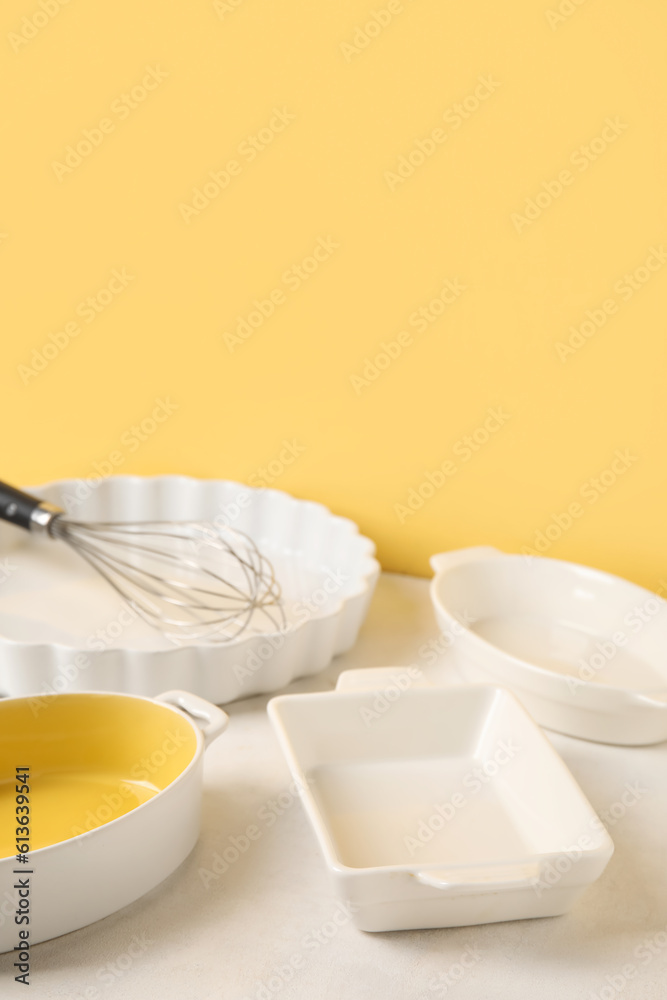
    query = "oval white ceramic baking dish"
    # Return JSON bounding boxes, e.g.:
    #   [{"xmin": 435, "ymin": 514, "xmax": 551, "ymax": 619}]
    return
[
  {"xmin": 0, "ymin": 477, "xmax": 379, "ymax": 702},
  {"xmin": 0, "ymin": 689, "xmax": 227, "ymax": 951},
  {"xmin": 430, "ymin": 547, "xmax": 667, "ymax": 745}
]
